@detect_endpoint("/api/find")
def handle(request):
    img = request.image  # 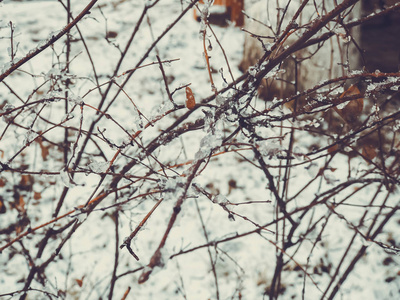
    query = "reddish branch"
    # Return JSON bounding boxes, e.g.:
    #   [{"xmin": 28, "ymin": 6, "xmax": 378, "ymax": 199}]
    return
[{"xmin": 138, "ymin": 160, "xmax": 203, "ymax": 284}]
